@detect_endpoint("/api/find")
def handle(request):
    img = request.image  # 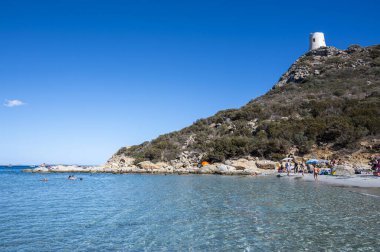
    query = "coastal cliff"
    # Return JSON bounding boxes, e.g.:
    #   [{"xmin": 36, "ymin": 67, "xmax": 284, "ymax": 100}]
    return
[{"xmin": 107, "ymin": 44, "xmax": 380, "ymax": 172}]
